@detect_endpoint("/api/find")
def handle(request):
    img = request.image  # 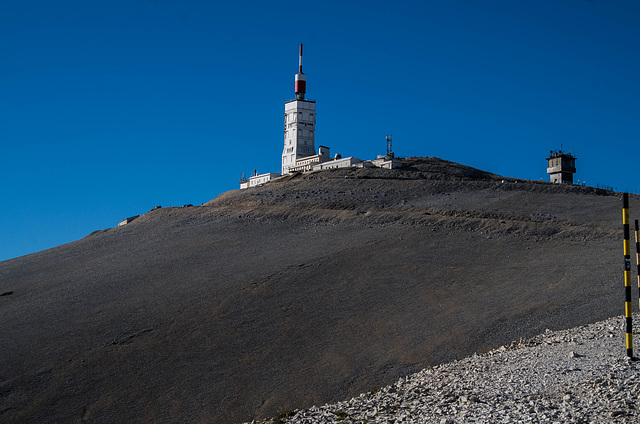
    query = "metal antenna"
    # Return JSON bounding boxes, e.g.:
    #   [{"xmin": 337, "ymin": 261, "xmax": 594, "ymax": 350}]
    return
[{"xmin": 294, "ymin": 43, "xmax": 306, "ymax": 100}]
